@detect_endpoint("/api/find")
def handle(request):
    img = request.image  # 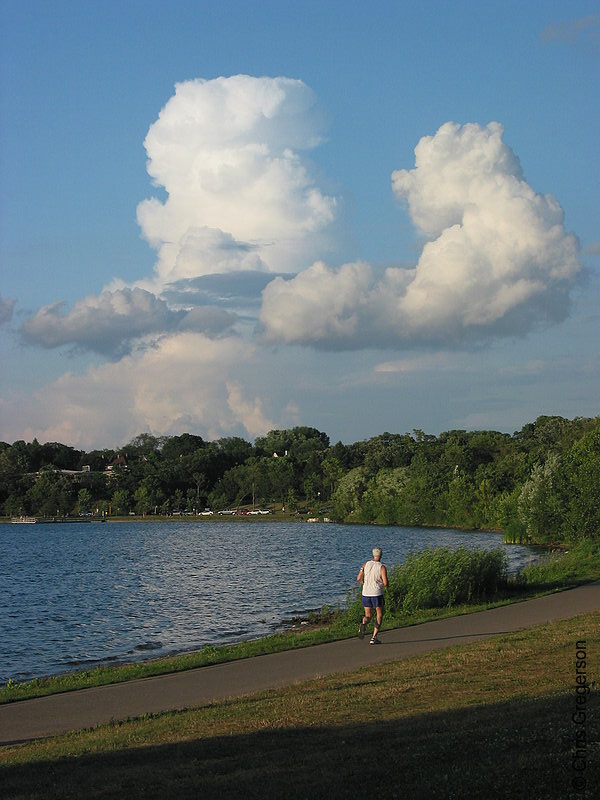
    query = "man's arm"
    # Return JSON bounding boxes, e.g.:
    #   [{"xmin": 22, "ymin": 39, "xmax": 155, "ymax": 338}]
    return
[{"xmin": 381, "ymin": 564, "xmax": 389, "ymax": 588}]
